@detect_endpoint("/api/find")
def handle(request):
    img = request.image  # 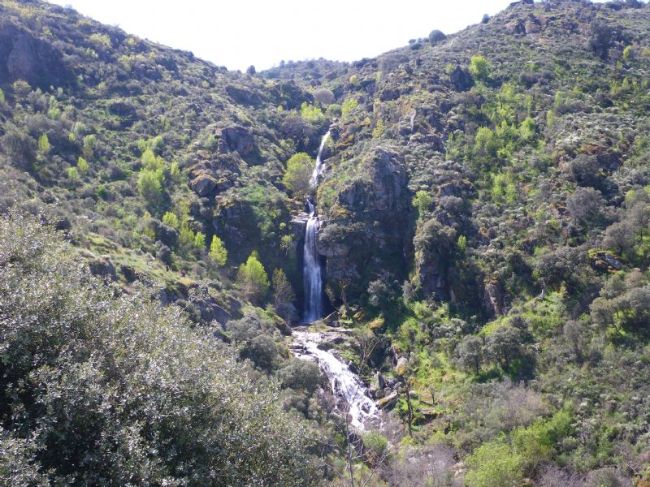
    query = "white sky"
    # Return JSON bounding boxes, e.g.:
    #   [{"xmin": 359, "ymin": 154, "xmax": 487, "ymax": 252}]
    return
[{"xmin": 48, "ymin": 0, "xmax": 606, "ymax": 71}]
